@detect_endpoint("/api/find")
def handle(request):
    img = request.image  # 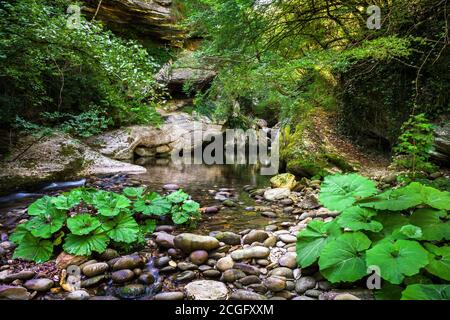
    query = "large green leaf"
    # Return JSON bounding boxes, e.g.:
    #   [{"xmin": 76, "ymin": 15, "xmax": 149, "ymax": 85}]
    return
[
  {"xmin": 410, "ymin": 208, "xmax": 450, "ymax": 241},
  {"xmin": 182, "ymin": 200, "xmax": 200, "ymax": 213},
  {"xmin": 366, "ymin": 239, "xmax": 429, "ymax": 284},
  {"xmin": 367, "ymin": 213, "xmax": 410, "ymax": 243},
  {"xmin": 319, "ymin": 174, "xmax": 377, "ymax": 212},
  {"xmin": 141, "ymin": 219, "xmax": 156, "ymax": 235},
  {"xmin": 13, "ymin": 233, "xmax": 53, "ymax": 263},
  {"xmin": 94, "ymin": 191, "xmax": 131, "ymax": 217},
  {"xmin": 421, "ymin": 185, "xmax": 450, "ymax": 210},
  {"xmin": 63, "ymin": 233, "xmax": 110, "ymax": 256},
  {"xmin": 106, "ymin": 213, "xmax": 140, "ymax": 244},
  {"xmin": 123, "ymin": 187, "xmax": 145, "ymax": 198},
  {"xmin": 51, "ymin": 190, "xmax": 82, "ymax": 210},
  {"xmin": 359, "ymin": 182, "xmax": 423, "ymax": 211},
  {"xmin": 166, "ymin": 190, "xmax": 190, "ymax": 204},
  {"xmin": 296, "ymin": 220, "xmax": 342, "ymax": 268},
  {"xmin": 318, "ymin": 232, "xmax": 372, "ymax": 283},
  {"xmin": 9, "ymin": 223, "xmax": 30, "ymax": 244},
  {"xmin": 374, "ymin": 283, "xmax": 403, "ymax": 300},
  {"xmin": 67, "ymin": 214, "xmax": 101, "ymax": 235},
  {"xmin": 337, "ymin": 206, "xmax": 383, "ymax": 232},
  {"xmin": 134, "ymin": 192, "xmax": 171, "ymax": 216},
  {"xmin": 401, "ymin": 284, "xmax": 450, "ymax": 300},
  {"xmin": 28, "ymin": 196, "xmax": 57, "ymax": 216},
  {"xmin": 172, "ymin": 209, "xmax": 190, "ymax": 225},
  {"xmin": 424, "ymin": 243, "xmax": 450, "ymax": 281},
  {"xmin": 25, "ymin": 210, "xmax": 66, "ymax": 239}
]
